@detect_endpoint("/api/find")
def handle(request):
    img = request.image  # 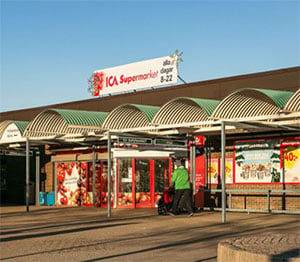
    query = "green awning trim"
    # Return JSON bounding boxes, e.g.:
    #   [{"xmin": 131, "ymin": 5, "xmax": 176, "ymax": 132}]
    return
[
  {"xmin": 283, "ymin": 89, "xmax": 300, "ymax": 112},
  {"xmin": 130, "ymin": 104, "xmax": 160, "ymax": 122},
  {"xmin": 241, "ymin": 88, "xmax": 293, "ymax": 109},
  {"xmin": 181, "ymin": 97, "xmax": 220, "ymax": 116},
  {"xmin": 49, "ymin": 109, "xmax": 109, "ymax": 127}
]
